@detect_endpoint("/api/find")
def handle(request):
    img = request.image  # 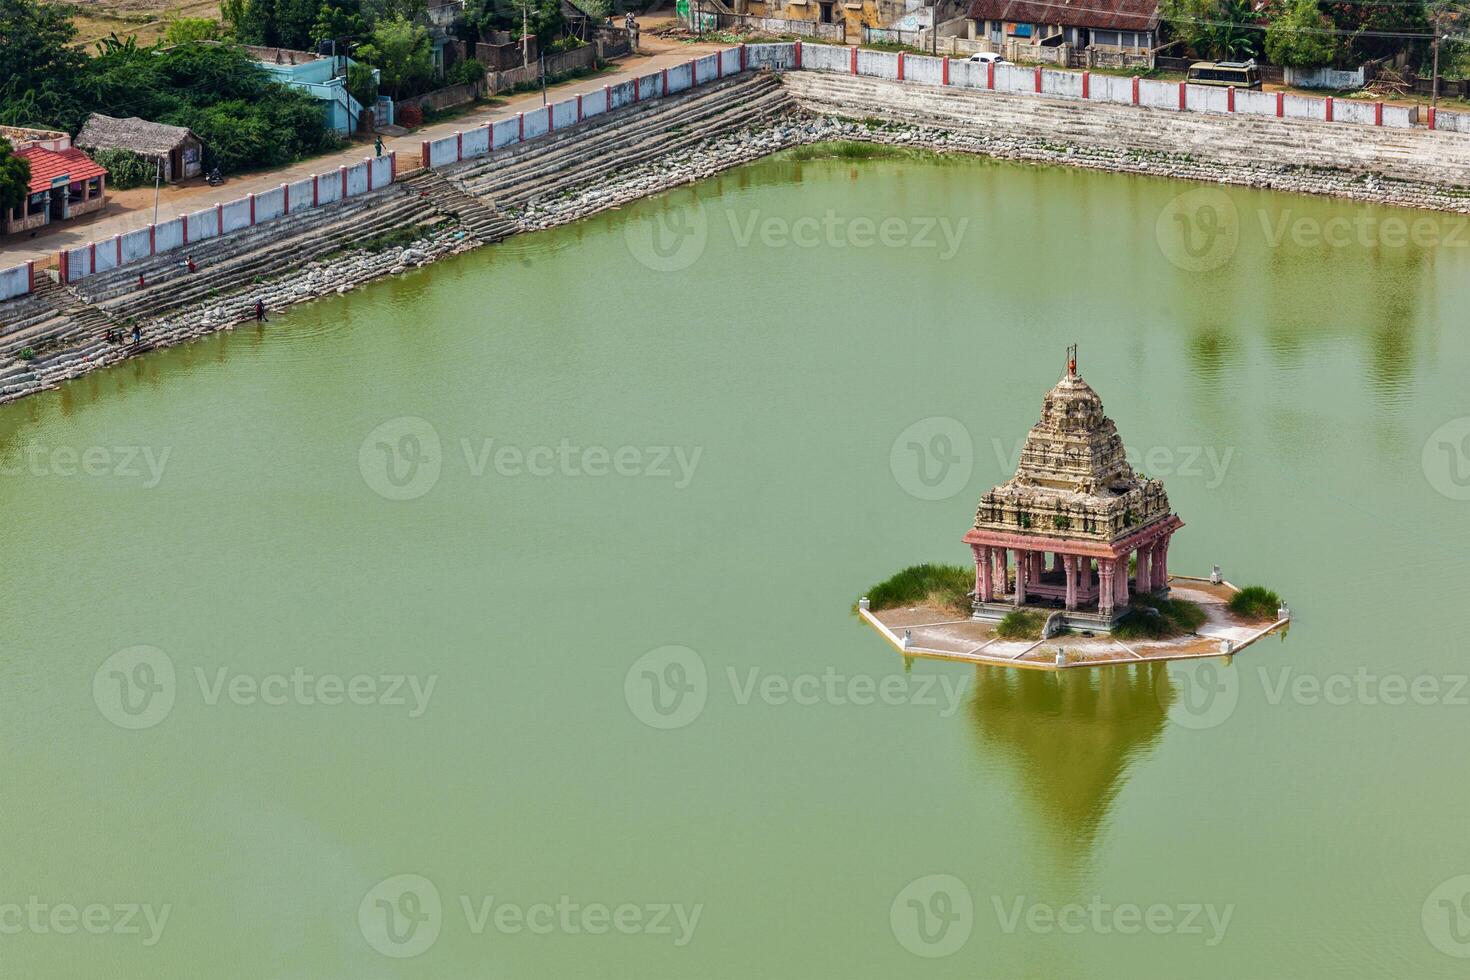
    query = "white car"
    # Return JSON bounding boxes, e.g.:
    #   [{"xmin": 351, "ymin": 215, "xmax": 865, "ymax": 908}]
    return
[{"xmin": 968, "ymin": 52, "xmax": 1006, "ymax": 64}]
